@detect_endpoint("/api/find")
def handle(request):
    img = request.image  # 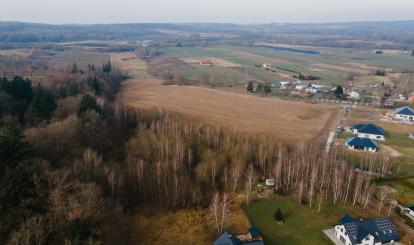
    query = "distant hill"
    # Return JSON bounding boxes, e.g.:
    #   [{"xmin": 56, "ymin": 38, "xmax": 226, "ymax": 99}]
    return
[{"xmin": 1, "ymin": 20, "xmax": 414, "ymax": 49}]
